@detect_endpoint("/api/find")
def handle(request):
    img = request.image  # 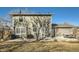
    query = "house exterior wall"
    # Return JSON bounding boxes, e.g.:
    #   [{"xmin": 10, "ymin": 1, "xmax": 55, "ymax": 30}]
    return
[
  {"xmin": 55, "ymin": 27, "xmax": 74, "ymax": 36},
  {"xmin": 11, "ymin": 15, "xmax": 52, "ymax": 39},
  {"xmin": 74, "ymin": 28, "xmax": 79, "ymax": 39}
]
